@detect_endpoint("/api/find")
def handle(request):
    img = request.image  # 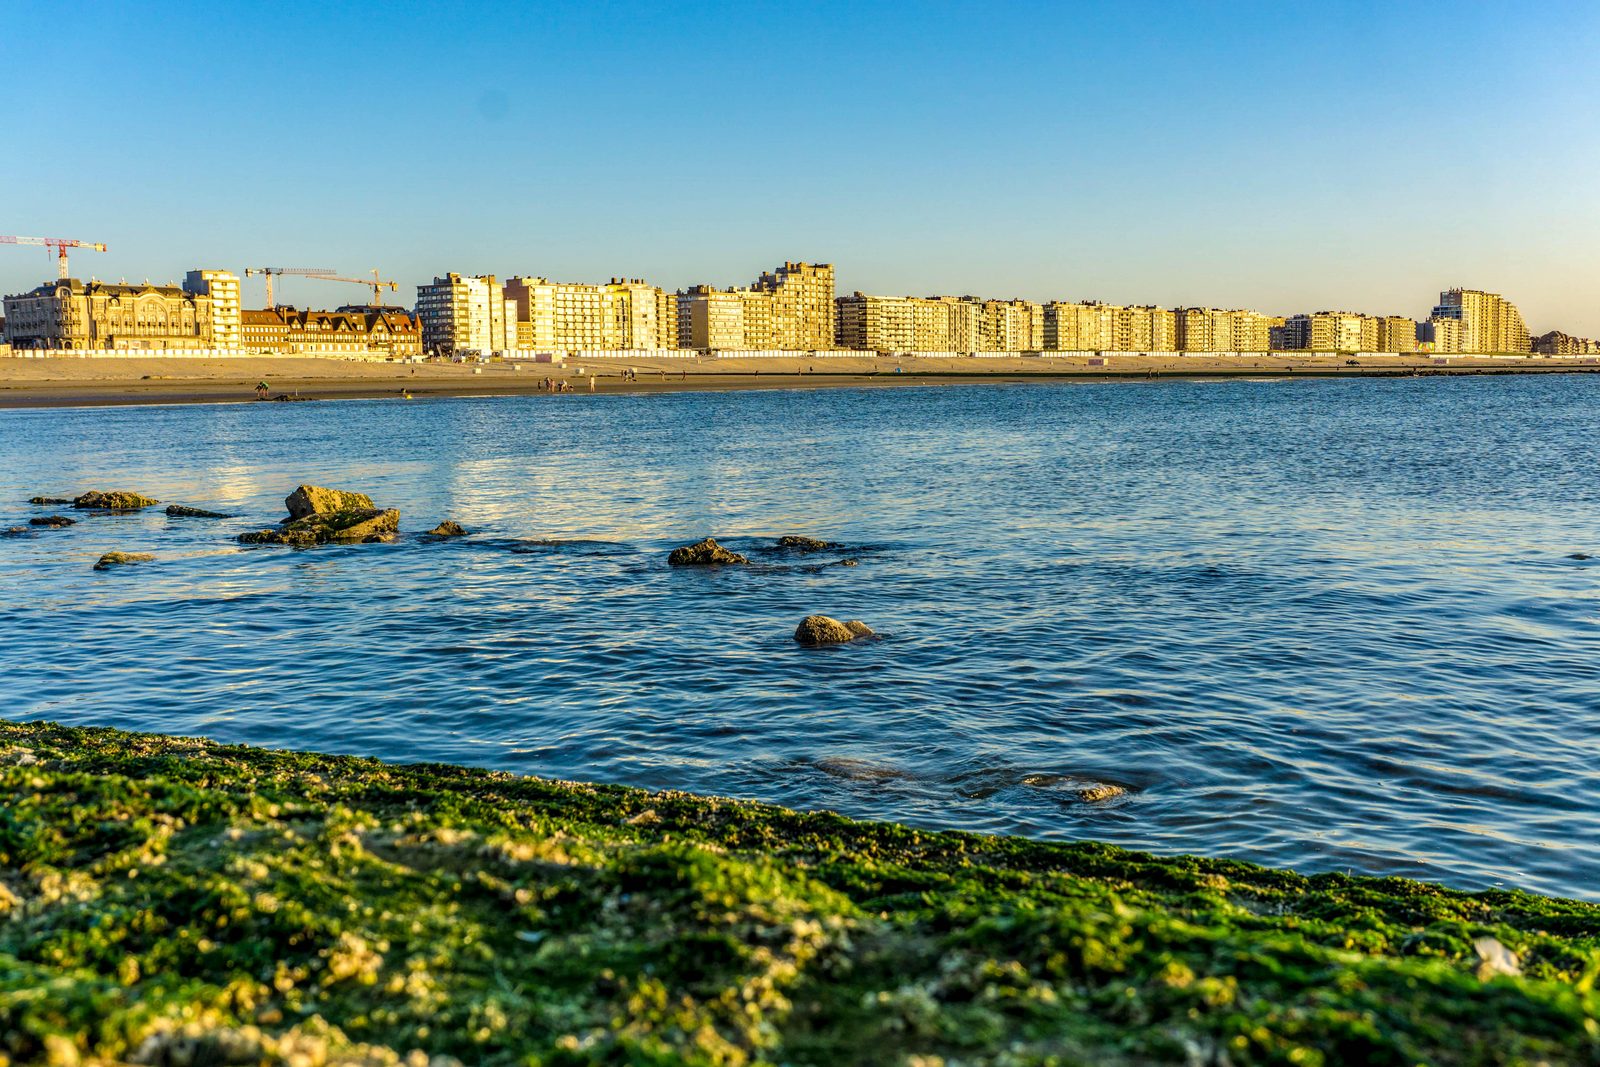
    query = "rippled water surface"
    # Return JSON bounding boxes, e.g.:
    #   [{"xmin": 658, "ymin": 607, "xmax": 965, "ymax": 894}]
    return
[{"xmin": 4, "ymin": 376, "xmax": 1599, "ymax": 899}]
